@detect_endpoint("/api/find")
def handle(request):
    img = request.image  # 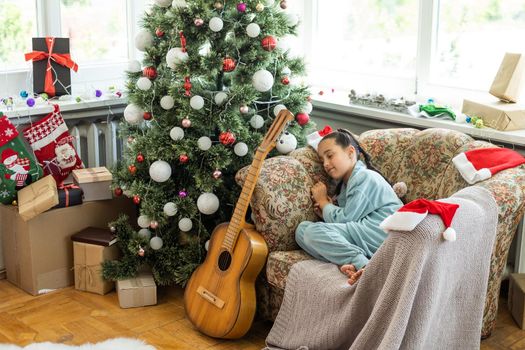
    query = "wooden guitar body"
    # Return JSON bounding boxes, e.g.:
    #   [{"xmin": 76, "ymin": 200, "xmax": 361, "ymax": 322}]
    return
[{"xmin": 184, "ymin": 223, "xmax": 268, "ymax": 339}]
